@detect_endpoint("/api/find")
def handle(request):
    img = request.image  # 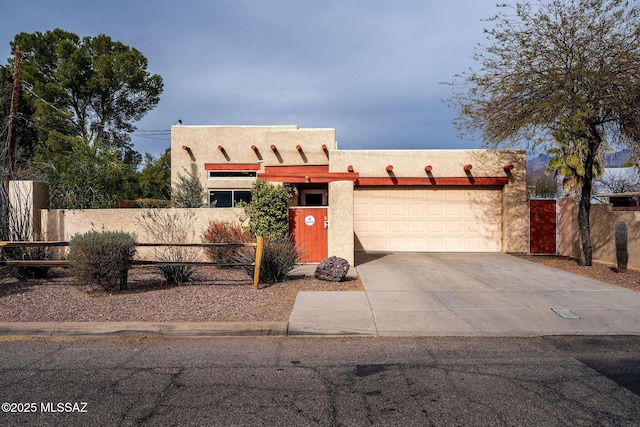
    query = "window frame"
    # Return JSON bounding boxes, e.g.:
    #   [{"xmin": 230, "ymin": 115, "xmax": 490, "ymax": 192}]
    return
[{"xmin": 208, "ymin": 189, "xmax": 252, "ymax": 208}]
